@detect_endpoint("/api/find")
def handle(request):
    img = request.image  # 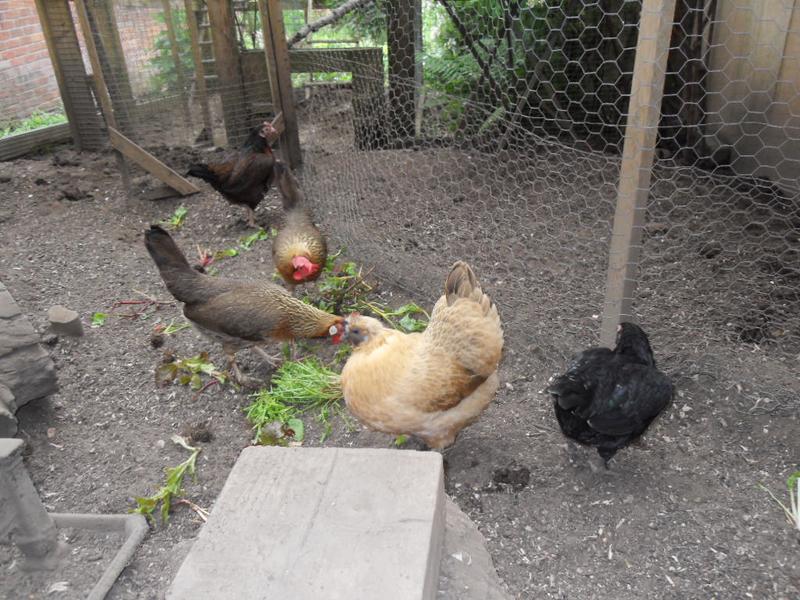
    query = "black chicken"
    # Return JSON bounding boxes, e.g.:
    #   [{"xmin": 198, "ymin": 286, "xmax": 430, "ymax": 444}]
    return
[{"xmin": 547, "ymin": 322, "xmax": 673, "ymax": 468}]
